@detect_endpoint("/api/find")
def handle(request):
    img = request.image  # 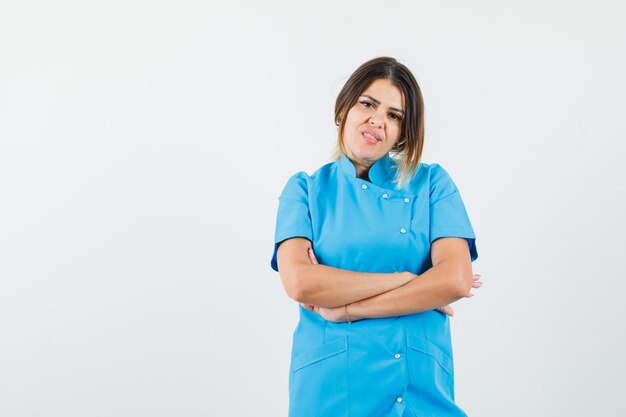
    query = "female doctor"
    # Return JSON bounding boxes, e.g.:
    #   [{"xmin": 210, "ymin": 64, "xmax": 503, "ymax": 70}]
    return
[{"xmin": 270, "ymin": 56, "xmax": 482, "ymax": 417}]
